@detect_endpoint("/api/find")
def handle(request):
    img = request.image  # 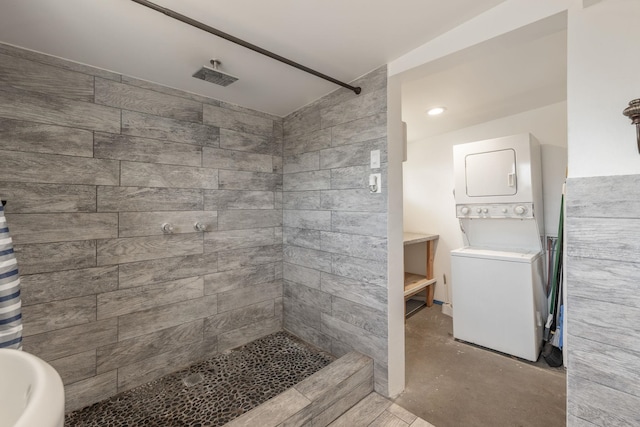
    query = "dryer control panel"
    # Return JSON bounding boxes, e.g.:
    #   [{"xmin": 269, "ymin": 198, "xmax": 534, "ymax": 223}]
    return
[{"xmin": 456, "ymin": 203, "xmax": 535, "ymax": 219}]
